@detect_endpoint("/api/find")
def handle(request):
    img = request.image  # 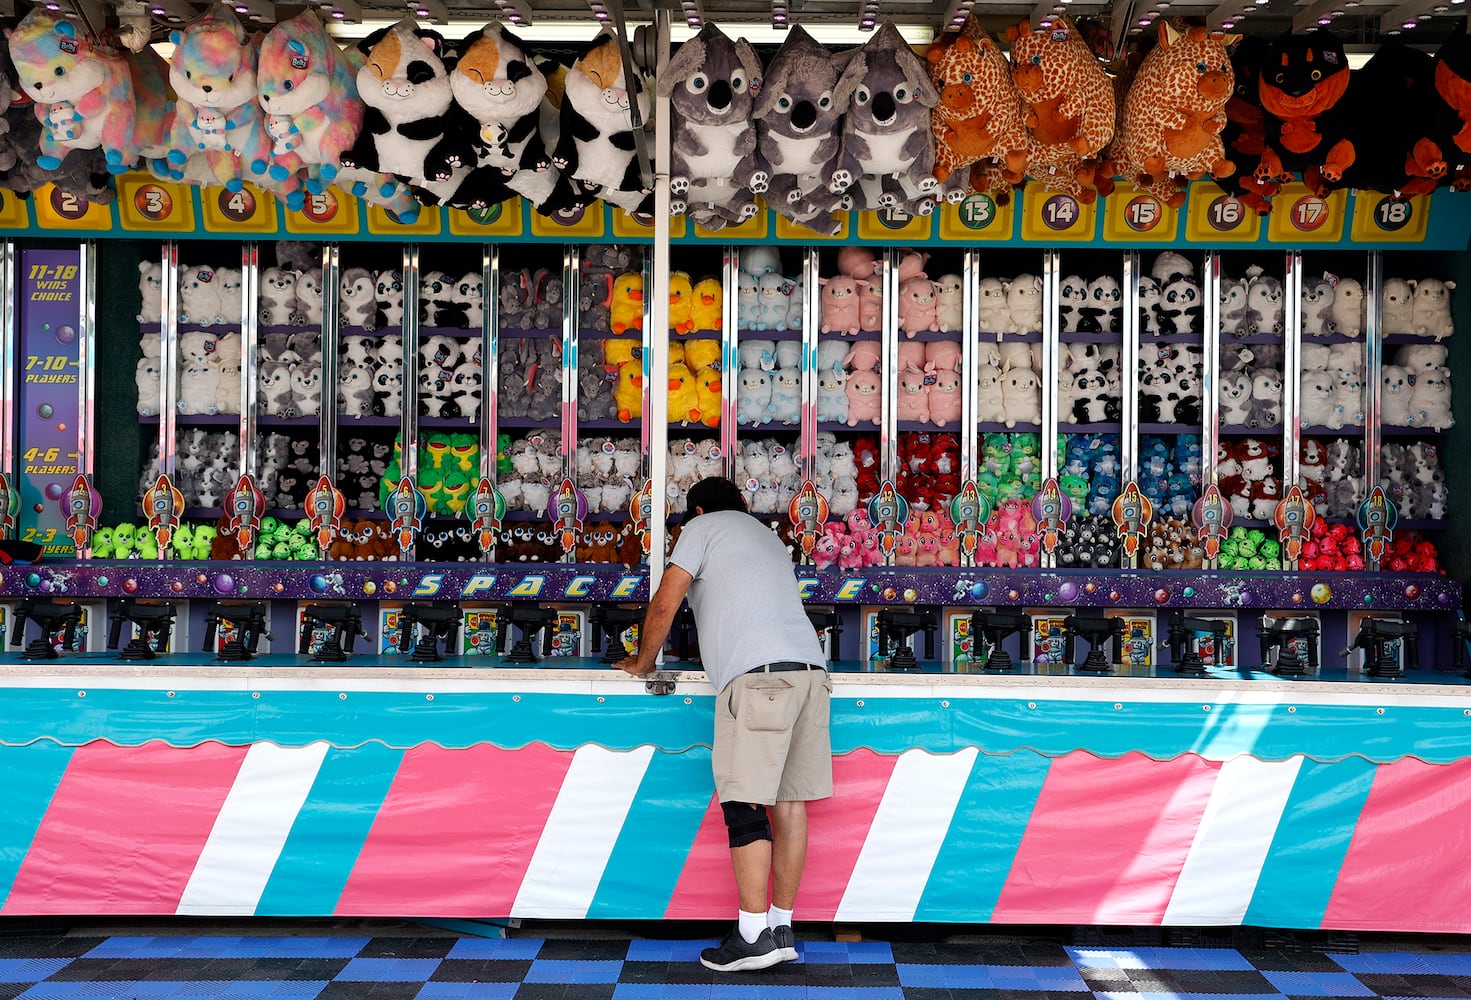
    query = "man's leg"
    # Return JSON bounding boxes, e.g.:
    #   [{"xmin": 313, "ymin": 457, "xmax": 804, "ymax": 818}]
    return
[
  {"xmin": 730, "ymin": 834, "xmax": 773, "ymax": 913},
  {"xmin": 768, "ymin": 799, "xmax": 808, "ymax": 910}
]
